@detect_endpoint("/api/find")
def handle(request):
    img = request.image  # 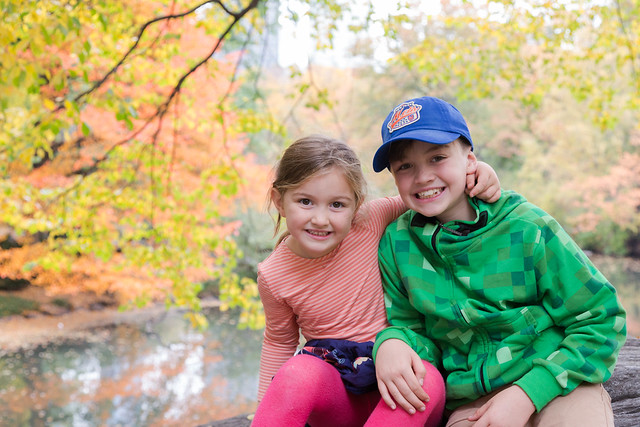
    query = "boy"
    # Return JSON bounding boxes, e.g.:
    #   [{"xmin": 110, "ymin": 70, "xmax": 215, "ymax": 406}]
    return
[{"xmin": 371, "ymin": 96, "xmax": 626, "ymax": 426}]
